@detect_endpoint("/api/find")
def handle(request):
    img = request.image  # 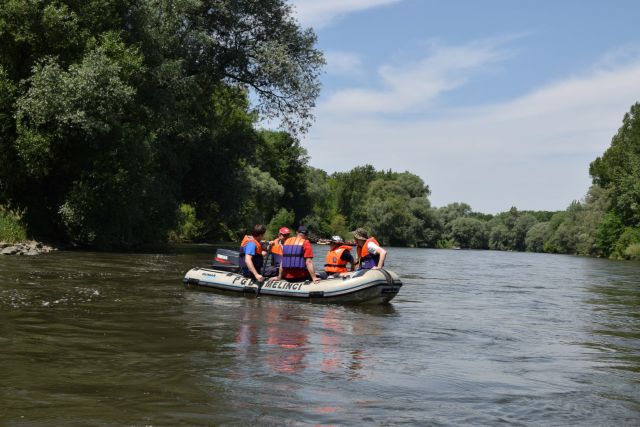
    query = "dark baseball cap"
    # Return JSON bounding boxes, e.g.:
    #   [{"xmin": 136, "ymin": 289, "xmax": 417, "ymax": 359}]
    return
[{"xmin": 296, "ymin": 225, "xmax": 309, "ymax": 234}]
